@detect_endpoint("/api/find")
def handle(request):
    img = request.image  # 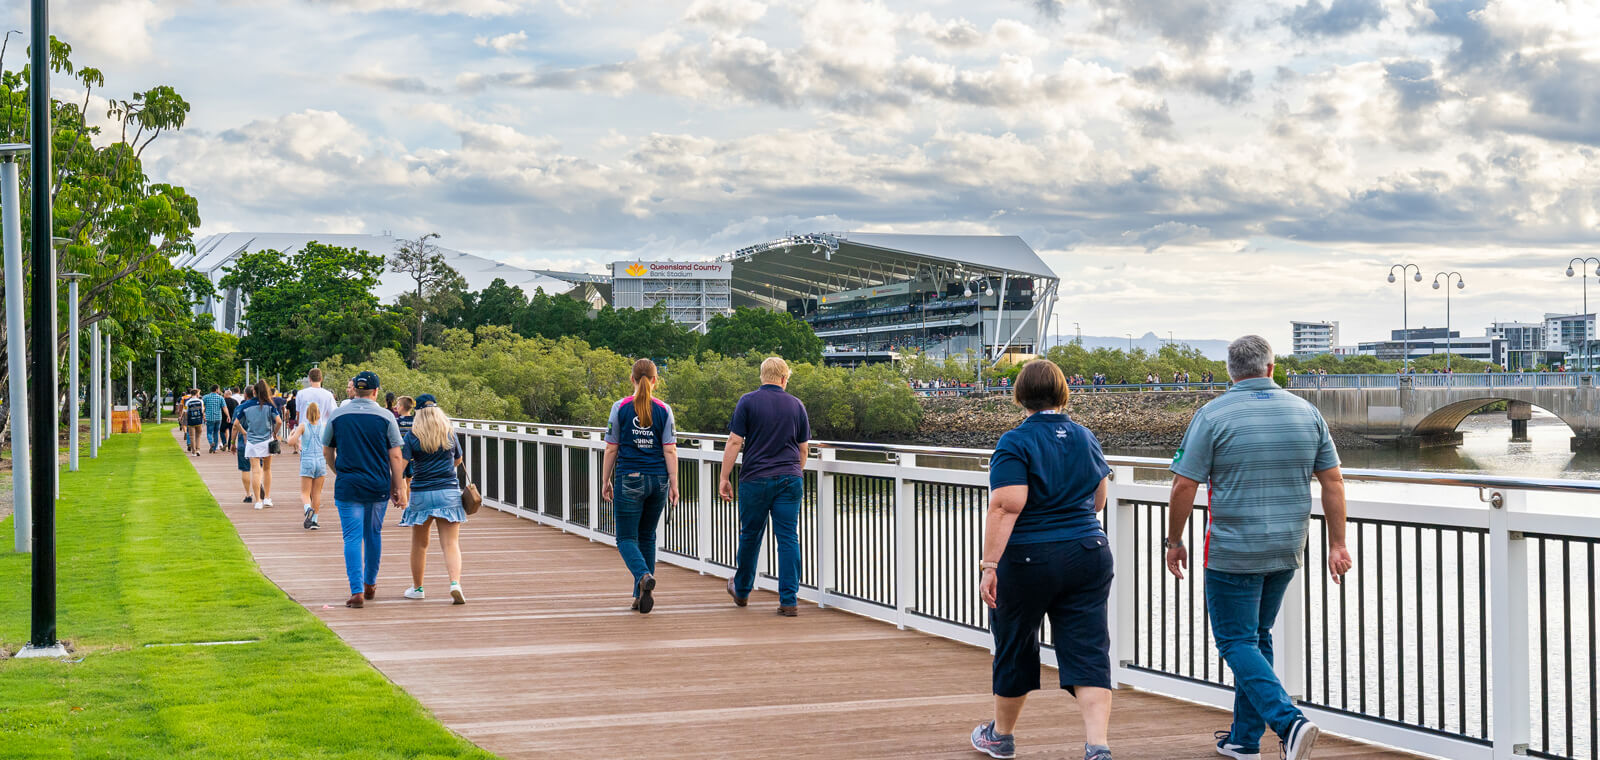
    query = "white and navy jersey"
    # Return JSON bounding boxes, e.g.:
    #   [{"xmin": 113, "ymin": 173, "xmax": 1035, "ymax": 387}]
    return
[{"xmin": 604, "ymin": 396, "xmax": 676, "ymax": 477}]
